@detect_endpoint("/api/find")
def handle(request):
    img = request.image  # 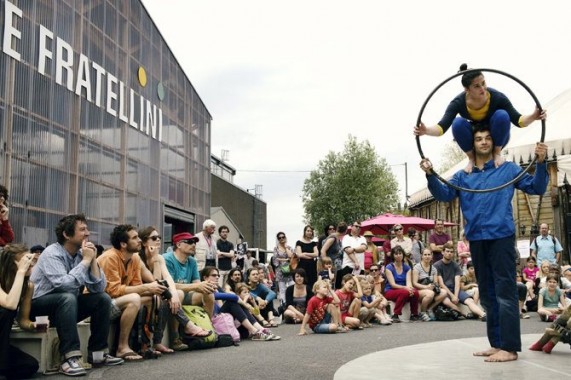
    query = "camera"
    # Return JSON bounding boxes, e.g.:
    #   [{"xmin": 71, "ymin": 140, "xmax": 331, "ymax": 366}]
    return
[
  {"xmin": 156, "ymin": 279, "xmax": 172, "ymax": 300},
  {"xmin": 433, "ymin": 284, "xmax": 441, "ymax": 295}
]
